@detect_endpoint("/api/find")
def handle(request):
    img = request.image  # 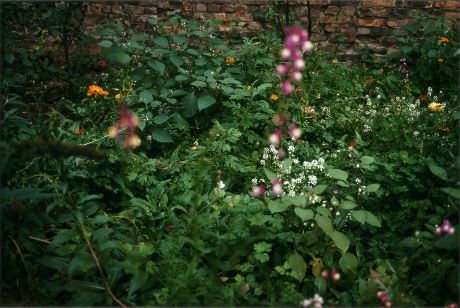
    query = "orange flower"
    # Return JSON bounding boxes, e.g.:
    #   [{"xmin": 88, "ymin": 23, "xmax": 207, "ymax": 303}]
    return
[
  {"xmin": 225, "ymin": 57, "xmax": 236, "ymax": 64},
  {"xmin": 115, "ymin": 93, "xmax": 121, "ymax": 100},
  {"xmin": 76, "ymin": 127, "xmax": 84, "ymax": 136},
  {"xmin": 87, "ymin": 84, "xmax": 109, "ymax": 96},
  {"xmin": 439, "ymin": 37, "xmax": 449, "ymax": 43},
  {"xmin": 438, "ymin": 127, "xmax": 451, "ymax": 133},
  {"xmin": 364, "ymin": 78, "xmax": 374, "ymax": 85},
  {"xmin": 304, "ymin": 106, "xmax": 317, "ymax": 116},
  {"xmin": 347, "ymin": 140, "xmax": 357, "ymax": 149},
  {"xmin": 270, "ymin": 94, "xmax": 279, "ymax": 101},
  {"xmin": 419, "ymin": 94, "xmax": 428, "ymax": 101}
]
